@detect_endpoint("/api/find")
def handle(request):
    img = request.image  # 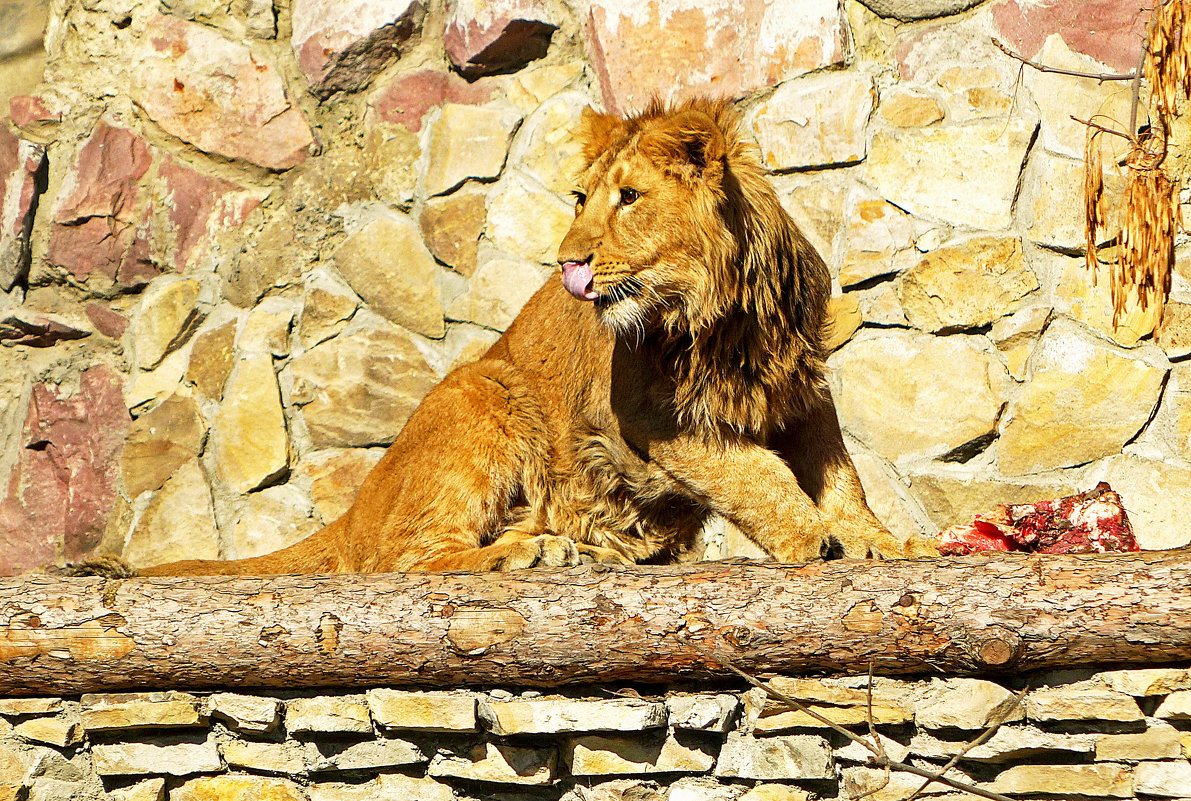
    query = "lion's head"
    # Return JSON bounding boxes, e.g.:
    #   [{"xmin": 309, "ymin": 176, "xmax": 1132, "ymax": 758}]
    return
[
  {"xmin": 557, "ymin": 98, "xmax": 832, "ymax": 434},
  {"xmin": 557, "ymin": 99, "xmax": 828, "ymax": 344}
]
